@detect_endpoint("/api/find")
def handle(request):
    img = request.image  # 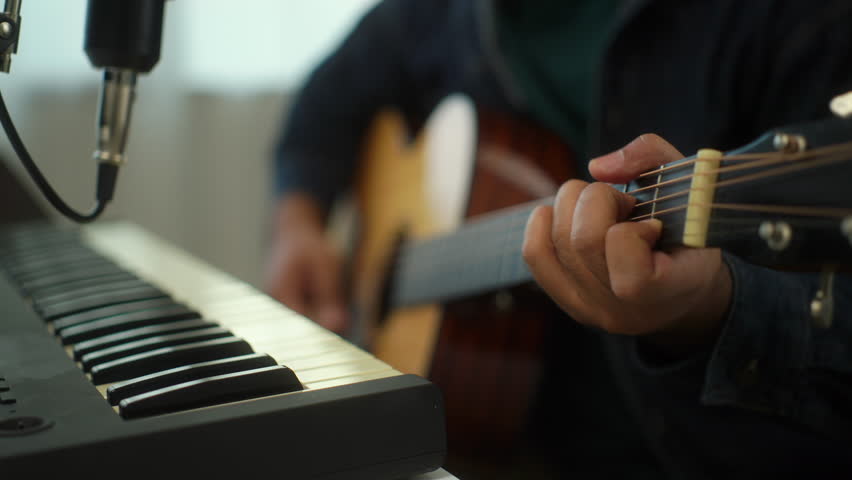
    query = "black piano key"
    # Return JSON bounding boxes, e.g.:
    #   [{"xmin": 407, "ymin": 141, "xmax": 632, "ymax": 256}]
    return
[
  {"xmin": 18, "ymin": 265, "xmax": 132, "ymax": 295},
  {"xmin": 31, "ymin": 278, "xmax": 153, "ymax": 308},
  {"xmin": 25, "ymin": 270, "xmax": 138, "ymax": 299},
  {"xmin": 118, "ymin": 365, "xmax": 303, "ymax": 419},
  {"xmin": 0, "ymin": 229, "xmax": 77, "ymax": 253},
  {"xmin": 49, "ymin": 296, "xmax": 178, "ymax": 327},
  {"xmin": 38, "ymin": 285, "xmax": 168, "ymax": 321},
  {"xmin": 54, "ymin": 302, "xmax": 198, "ymax": 331},
  {"xmin": 9, "ymin": 257, "xmax": 115, "ymax": 283},
  {"xmin": 73, "ymin": 318, "xmax": 218, "ymax": 360},
  {"xmin": 80, "ymin": 327, "xmax": 233, "ymax": 371},
  {"xmin": 106, "ymin": 352, "xmax": 278, "ymax": 405},
  {"xmin": 89, "ymin": 337, "xmax": 255, "ymax": 384},
  {"xmin": 3, "ymin": 249, "xmax": 101, "ymax": 273},
  {"xmin": 56, "ymin": 304, "xmax": 201, "ymax": 345},
  {"xmin": 0, "ymin": 238, "xmax": 76, "ymax": 254},
  {"xmin": 2, "ymin": 241, "xmax": 95, "ymax": 261}
]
